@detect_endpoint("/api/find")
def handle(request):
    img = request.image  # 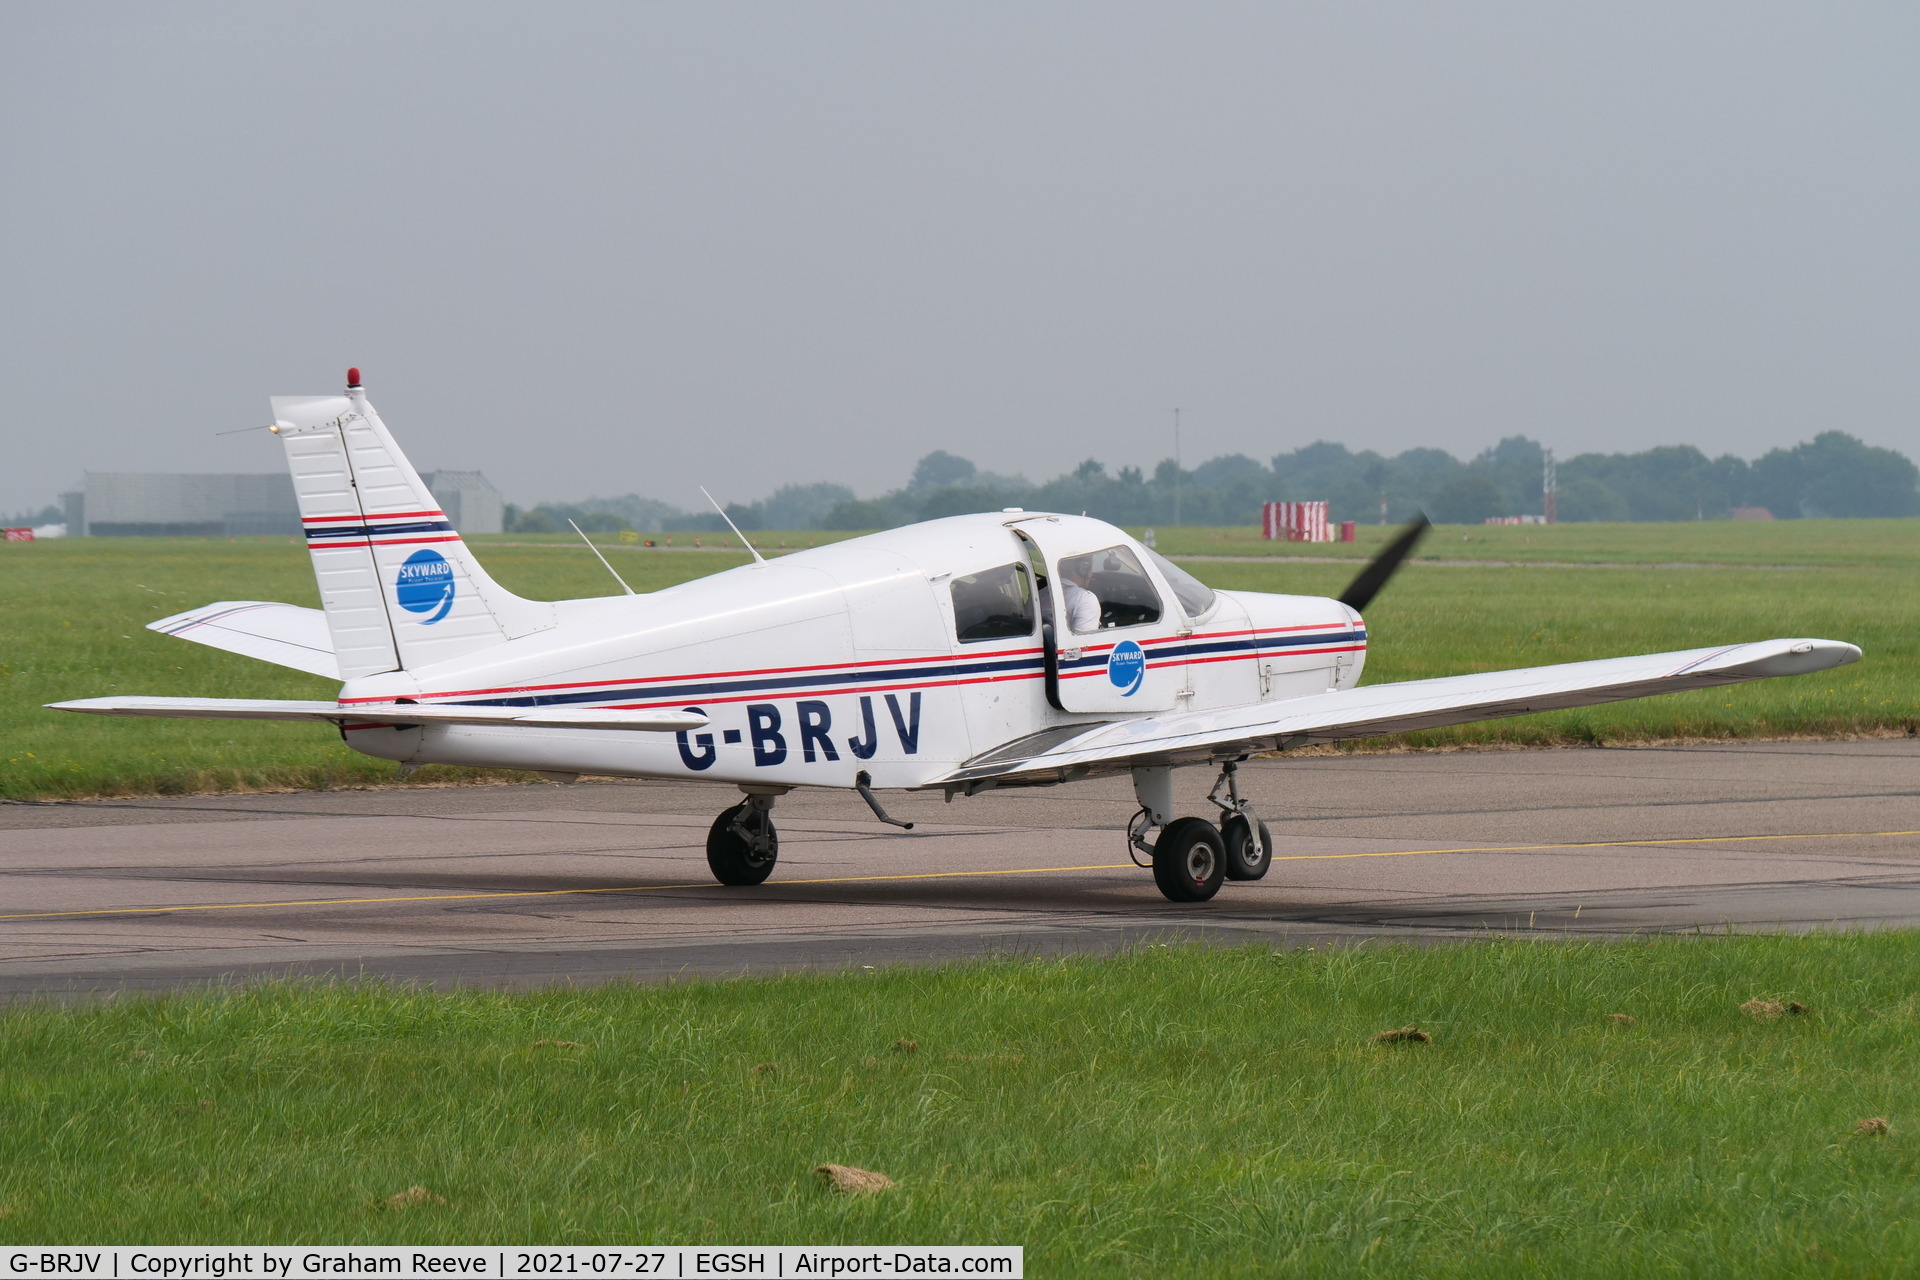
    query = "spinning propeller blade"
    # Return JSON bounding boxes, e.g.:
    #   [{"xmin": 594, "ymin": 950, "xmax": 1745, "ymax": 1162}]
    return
[{"xmin": 1337, "ymin": 514, "xmax": 1431, "ymax": 612}]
